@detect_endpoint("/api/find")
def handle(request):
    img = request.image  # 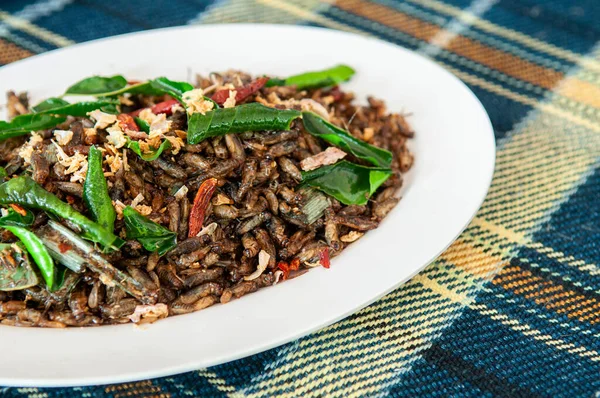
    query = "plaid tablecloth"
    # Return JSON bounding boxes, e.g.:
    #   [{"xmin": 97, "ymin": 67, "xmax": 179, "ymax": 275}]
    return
[{"xmin": 1, "ymin": 0, "xmax": 599, "ymax": 396}]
